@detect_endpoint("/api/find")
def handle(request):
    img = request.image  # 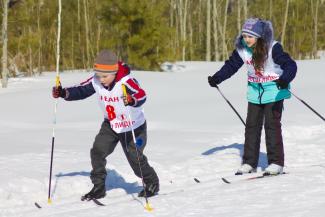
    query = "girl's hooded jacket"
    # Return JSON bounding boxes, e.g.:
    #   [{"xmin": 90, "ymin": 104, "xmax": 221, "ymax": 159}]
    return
[{"xmin": 211, "ymin": 20, "xmax": 297, "ymax": 104}]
